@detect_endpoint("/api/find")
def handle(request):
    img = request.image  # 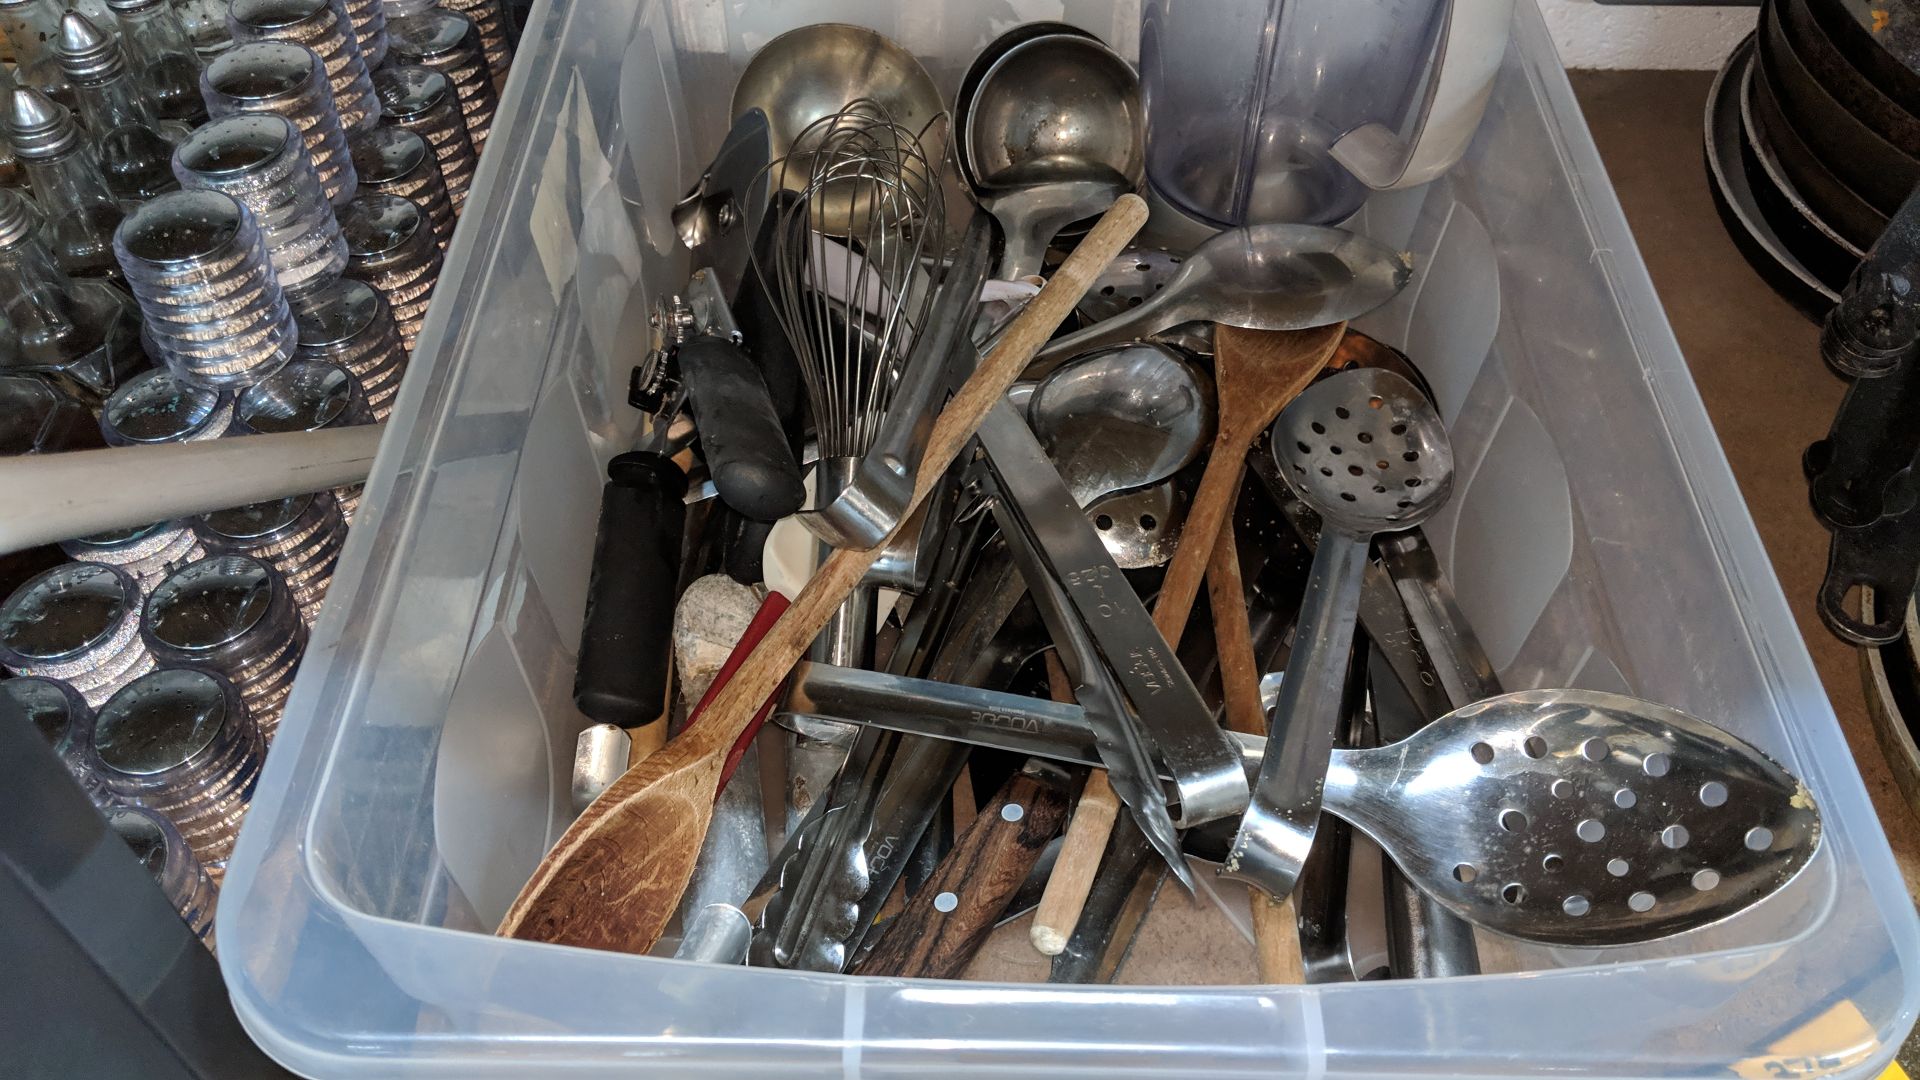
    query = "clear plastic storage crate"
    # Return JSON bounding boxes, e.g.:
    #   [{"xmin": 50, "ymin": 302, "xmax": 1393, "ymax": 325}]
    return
[{"xmin": 218, "ymin": 0, "xmax": 1920, "ymax": 1075}]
